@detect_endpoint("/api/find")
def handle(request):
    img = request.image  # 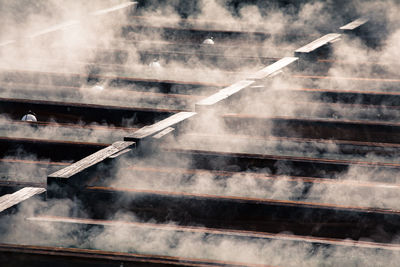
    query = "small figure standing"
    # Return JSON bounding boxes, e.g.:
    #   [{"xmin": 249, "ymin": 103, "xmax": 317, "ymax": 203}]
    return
[
  {"xmin": 203, "ymin": 36, "xmax": 214, "ymax": 45},
  {"xmin": 149, "ymin": 59, "xmax": 162, "ymax": 69},
  {"xmin": 21, "ymin": 110, "xmax": 37, "ymax": 122}
]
